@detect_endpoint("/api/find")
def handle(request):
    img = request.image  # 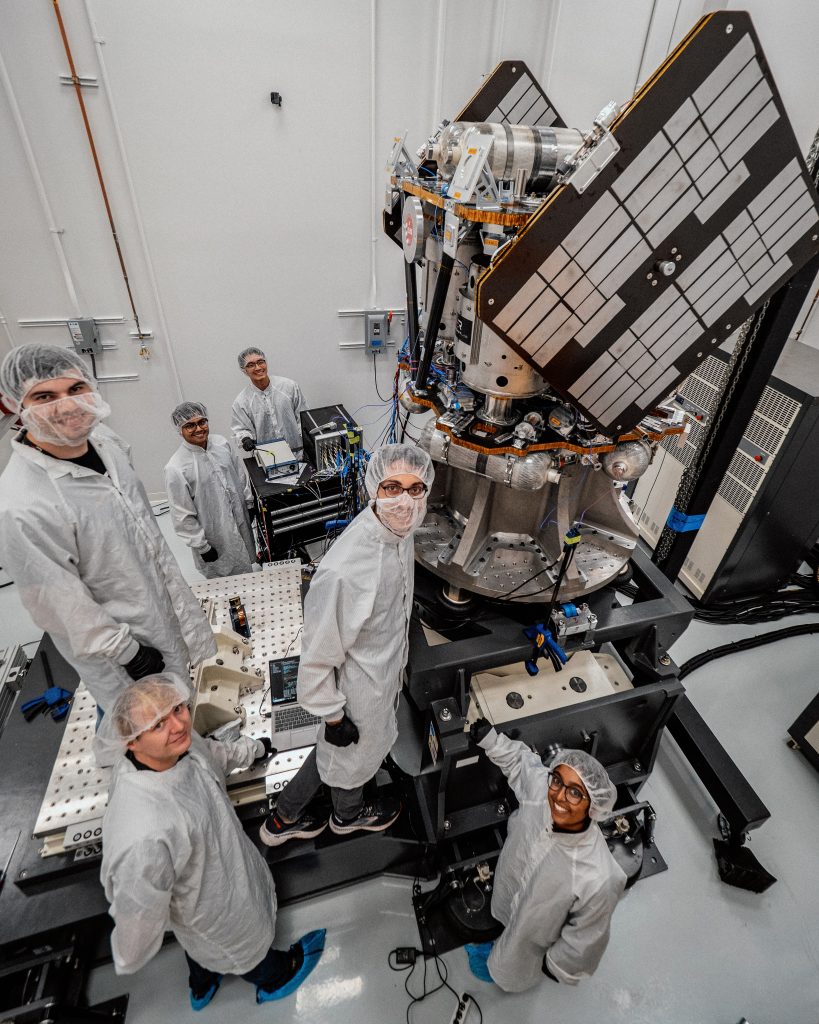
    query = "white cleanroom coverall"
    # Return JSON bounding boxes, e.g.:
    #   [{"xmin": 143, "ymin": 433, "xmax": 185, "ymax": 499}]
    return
[
  {"xmin": 297, "ymin": 504, "xmax": 414, "ymax": 789},
  {"xmin": 0, "ymin": 427, "xmax": 216, "ymax": 710},
  {"xmin": 164, "ymin": 433, "xmax": 257, "ymax": 579},
  {"xmin": 479, "ymin": 730, "xmax": 627, "ymax": 991},
  {"xmin": 101, "ymin": 732, "xmax": 277, "ymax": 974},
  {"xmin": 230, "ymin": 375, "xmax": 307, "ymax": 454}
]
